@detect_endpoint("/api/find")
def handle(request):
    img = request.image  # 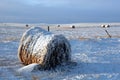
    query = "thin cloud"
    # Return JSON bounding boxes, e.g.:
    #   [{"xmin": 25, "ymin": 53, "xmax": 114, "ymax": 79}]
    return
[{"xmin": 23, "ymin": 0, "xmax": 69, "ymax": 7}]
